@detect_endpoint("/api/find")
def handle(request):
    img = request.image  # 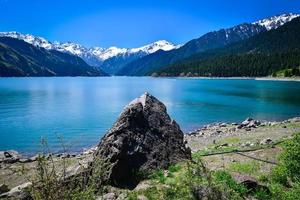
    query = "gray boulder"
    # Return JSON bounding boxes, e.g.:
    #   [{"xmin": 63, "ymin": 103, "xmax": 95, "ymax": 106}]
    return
[
  {"xmin": 0, "ymin": 182, "xmax": 32, "ymax": 200},
  {"xmin": 0, "ymin": 150, "xmax": 20, "ymax": 164},
  {"xmin": 239, "ymin": 118, "xmax": 261, "ymax": 129},
  {"xmin": 92, "ymin": 92, "xmax": 191, "ymax": 187},
  {"xmin": 260, "ymin": 138, "xmax": 273, "ymax": 145}
]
